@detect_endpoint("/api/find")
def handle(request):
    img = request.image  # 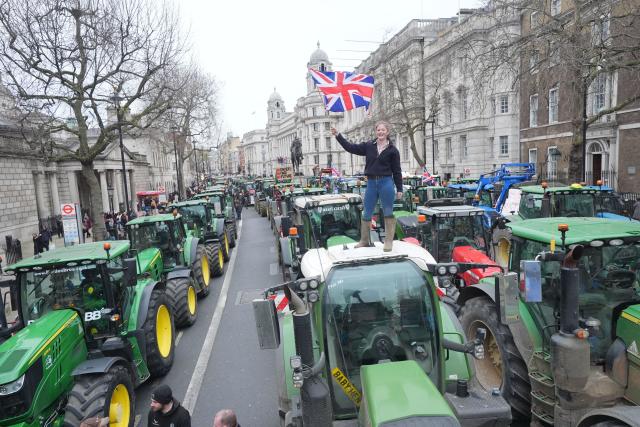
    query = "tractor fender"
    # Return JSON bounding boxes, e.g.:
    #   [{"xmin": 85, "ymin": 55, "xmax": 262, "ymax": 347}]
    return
[
  {"xmin": 71, "ymin": 356, "xmax": 129, "ymax": 377},
  {"xmin": 577, "ymin": 406, "xmax": 640, "ymax": 427},
  {"xmin": 166, "ymin": 267, "xmax": 191, "ymax": 281},
  {"xmin": 214, "ymin": 219, "xmax": 226, "ymax": 238},
  {"xmin": 188, "ymin": 237, "xmax": 201, "ymax": 266},
  {"xmin": 136, "ymin": 281, "xmax": 164, "ymax": 331},
  {"xmin": 280, "ymin": 237, "xmax": 293, "ymax": 267},
  {"xmin": 457, "ymin": 281, "xmax": 496, "ymax": 306}
]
